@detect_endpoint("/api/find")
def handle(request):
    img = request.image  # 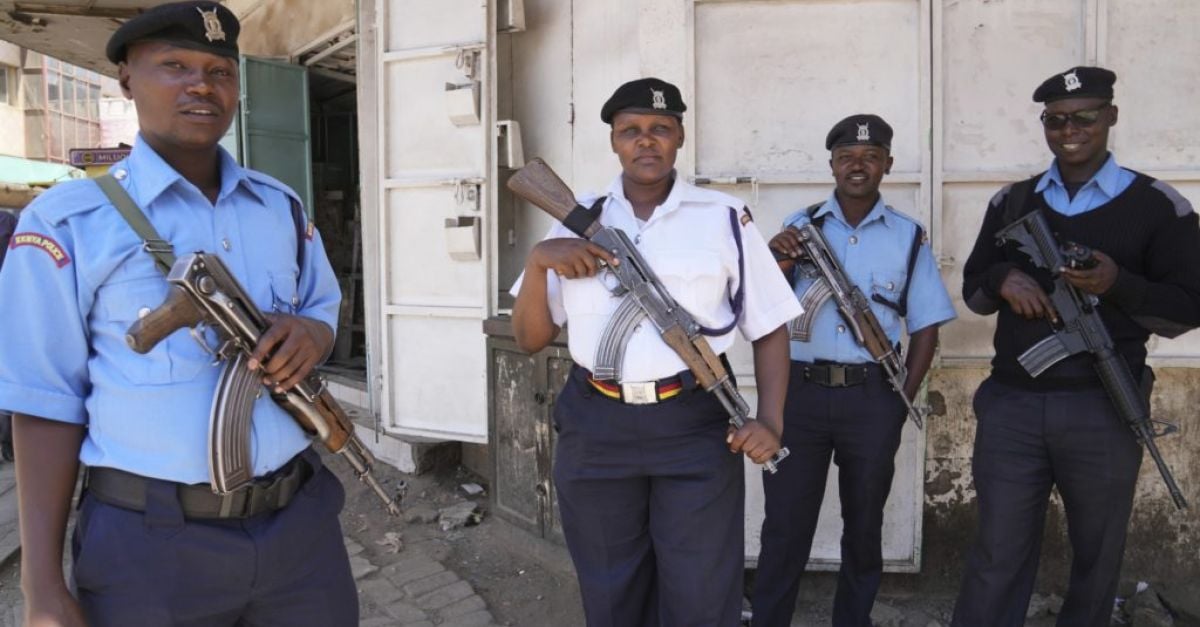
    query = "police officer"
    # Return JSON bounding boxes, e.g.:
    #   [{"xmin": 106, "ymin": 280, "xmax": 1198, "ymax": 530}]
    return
[
  {"xmin": 752, "ymin": 115, "xmax": 956, "ymax": 627},
  {"xmin": 954, "ymin": 67, "xmax": 1200, "ymax": 626},
  {"xmin": 0, "ymin": 3, "xmax": 356, "ymax": 625},
  {"xmin": 511, "ymin": 77, "xmax": 802, "ymax": 626}
]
